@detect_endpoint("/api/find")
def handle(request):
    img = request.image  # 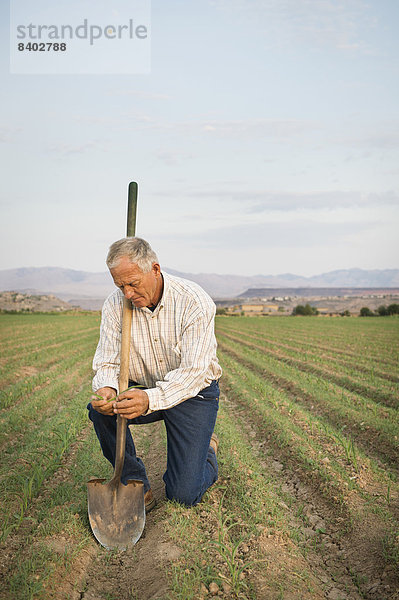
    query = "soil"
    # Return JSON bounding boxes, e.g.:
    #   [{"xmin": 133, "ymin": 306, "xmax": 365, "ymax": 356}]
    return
[
  {"xmin": 220, "ymin": 387, "xmax": 399, "ymax": 600},
  {"xmin": 44, "ymin": 419, "xmax": 178, "ymax": 600},
  {"xmin": 0, "ymin": 418, "xmax": 179, "ymax": 600},
  {"xmin": 218, "ymin": 338, "xmax": 399, "ymax": 471},
  {"xmin": 218, "ymin": 330, "xmax": 398, "ymax": 408},
  {"xmin": 1, "ymin": 394, "xmax": 398, "ymax": 599},
  {"xmin": 71, "ymin": 421, "xmax": 177, "ymax": 600}
]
